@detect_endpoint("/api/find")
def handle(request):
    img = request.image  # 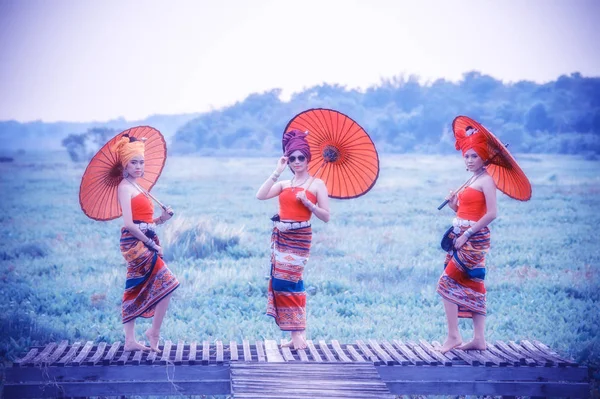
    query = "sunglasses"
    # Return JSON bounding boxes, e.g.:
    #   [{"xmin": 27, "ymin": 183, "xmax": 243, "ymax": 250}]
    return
[{"xmin": 288, "ymin": 155, "xmax": 306, "ymax": 163}]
